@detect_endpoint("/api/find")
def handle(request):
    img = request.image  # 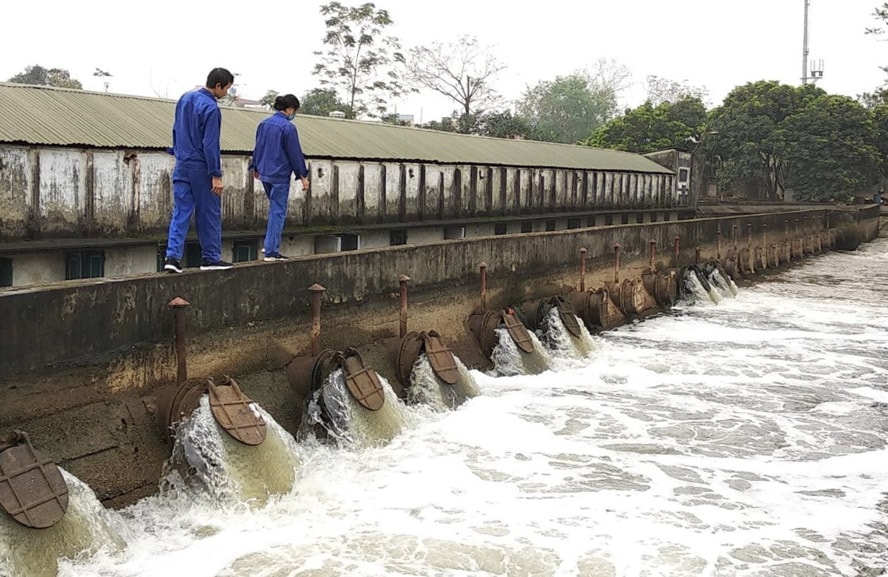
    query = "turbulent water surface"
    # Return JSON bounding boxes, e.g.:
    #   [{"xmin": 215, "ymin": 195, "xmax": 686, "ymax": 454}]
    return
[{"xmin": 34, "ymin": 241, "xmax": 888, "ymax": 575}]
